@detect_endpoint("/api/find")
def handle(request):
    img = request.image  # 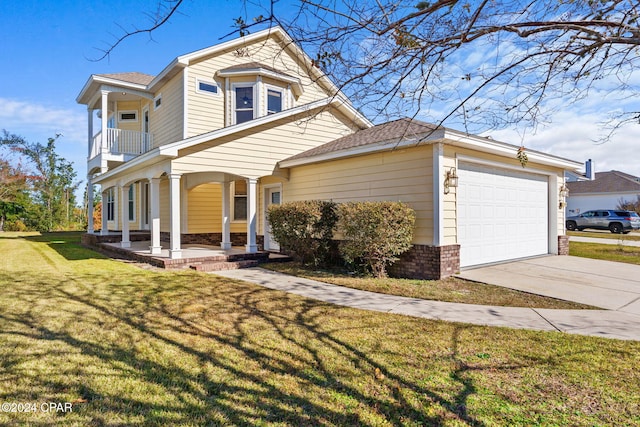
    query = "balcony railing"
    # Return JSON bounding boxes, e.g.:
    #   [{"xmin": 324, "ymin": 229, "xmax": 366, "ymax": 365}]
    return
[{"xmin": 90, "ymin": 128, "xmax": 154, "ymax": 160}]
